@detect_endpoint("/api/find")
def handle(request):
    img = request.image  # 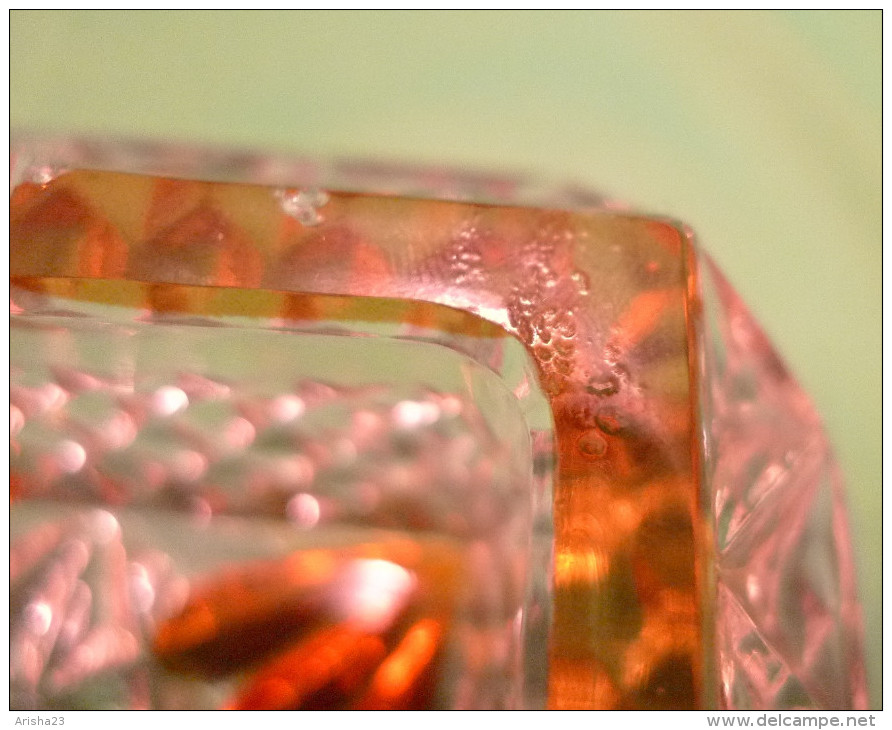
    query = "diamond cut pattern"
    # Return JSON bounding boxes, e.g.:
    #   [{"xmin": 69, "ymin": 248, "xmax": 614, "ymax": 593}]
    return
[
  {"xmin": 717, "ymin": 585, "xmax": 813, "ymax": 710},
  {"xmin": 9, "ymin": 155, "xmax": 867, "ymax": 709},
  {"xmin": 700, "ymin": 256, "xmax": 866, "ymax": 710}
]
